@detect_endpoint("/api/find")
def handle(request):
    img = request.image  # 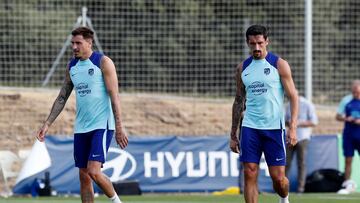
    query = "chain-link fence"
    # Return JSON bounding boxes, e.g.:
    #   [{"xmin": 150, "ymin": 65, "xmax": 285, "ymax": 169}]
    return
[
  {"xmin": 0, "ymin": 0, "xmax": 358, "ymax": 140},
  {"xmin": 1, "ymin": 0, "xmax": 359, "ymax": 102}
]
